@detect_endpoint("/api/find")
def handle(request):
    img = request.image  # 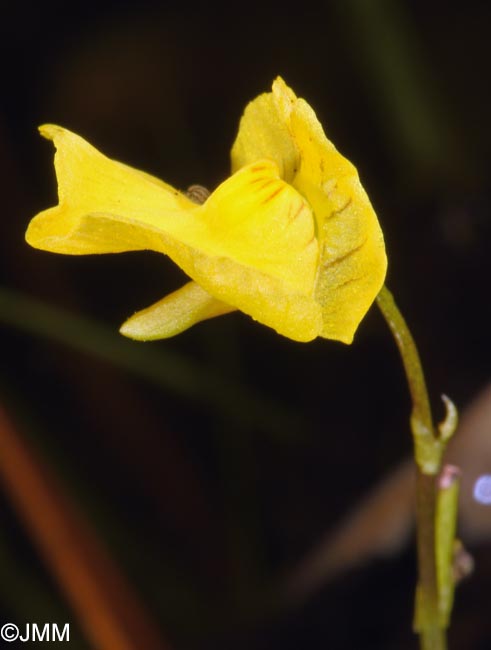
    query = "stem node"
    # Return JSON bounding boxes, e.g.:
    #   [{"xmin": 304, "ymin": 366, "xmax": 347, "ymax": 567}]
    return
[{"xmin": 376, "ymin": 285, "xmax": 458, "ymax": 650}]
